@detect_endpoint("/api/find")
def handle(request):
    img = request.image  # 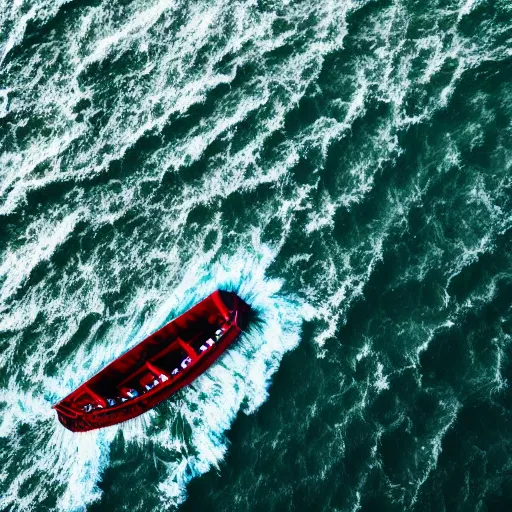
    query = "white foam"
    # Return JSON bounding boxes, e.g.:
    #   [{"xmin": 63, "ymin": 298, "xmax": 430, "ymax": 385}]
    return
[
  {"xmin": 374, "ymin": 362, "xmax": 389, "ymax": 392},
  {"xmin": 0, "ymin": 210, "xmax": 83, "ymax": 322},
  {"xmin": 0, "ymin": 0, "xmax": 68, "ymax": 65},
  {"xmin": 457, "ymin": 0, "xmax": 481, "ymax": 21},
  {"xmin": 410, "ymin": 398, "xmax": 460, "ymax": 505},
  {"xmin": 0, "ymin": 88, "xmax": 9, "ymax": 117},
  {"xmin": 356, "ymin": 342, "xmax": 371, "ymax": 362}
]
